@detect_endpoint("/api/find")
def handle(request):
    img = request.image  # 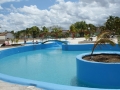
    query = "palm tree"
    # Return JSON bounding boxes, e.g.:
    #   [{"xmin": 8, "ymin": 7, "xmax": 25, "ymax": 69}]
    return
[
  {"xmin": 51, "ymin": 26, "xmax": 62, "ymax": 39},
  {"xmin": 73, "ymin": 21, "xmax": 87, "ymax": 37},
  {"xmin": 70, "ymin": 24, "xmax": 76, "ymax": 39},
  {"xmin": 91, "ymin": 31, "xmax": 116, "ymax": 59},
  {"xmin": 26, "ymin": 28, "xmax": 31, "ymax": 40},
  {"xmin": 42, "ymin": 26, "xmax": 49, "ymax": 40},
  {"xmin": 117, "ymin": 35, "xmax": 120, "ymax": 45},
  {"xmin": 87, "ymin": 24, "xmax": 96, "ymax": 36},
  {"xmin": 63, "ymin": 31, "xmax": 70, "ymax": 40}
]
